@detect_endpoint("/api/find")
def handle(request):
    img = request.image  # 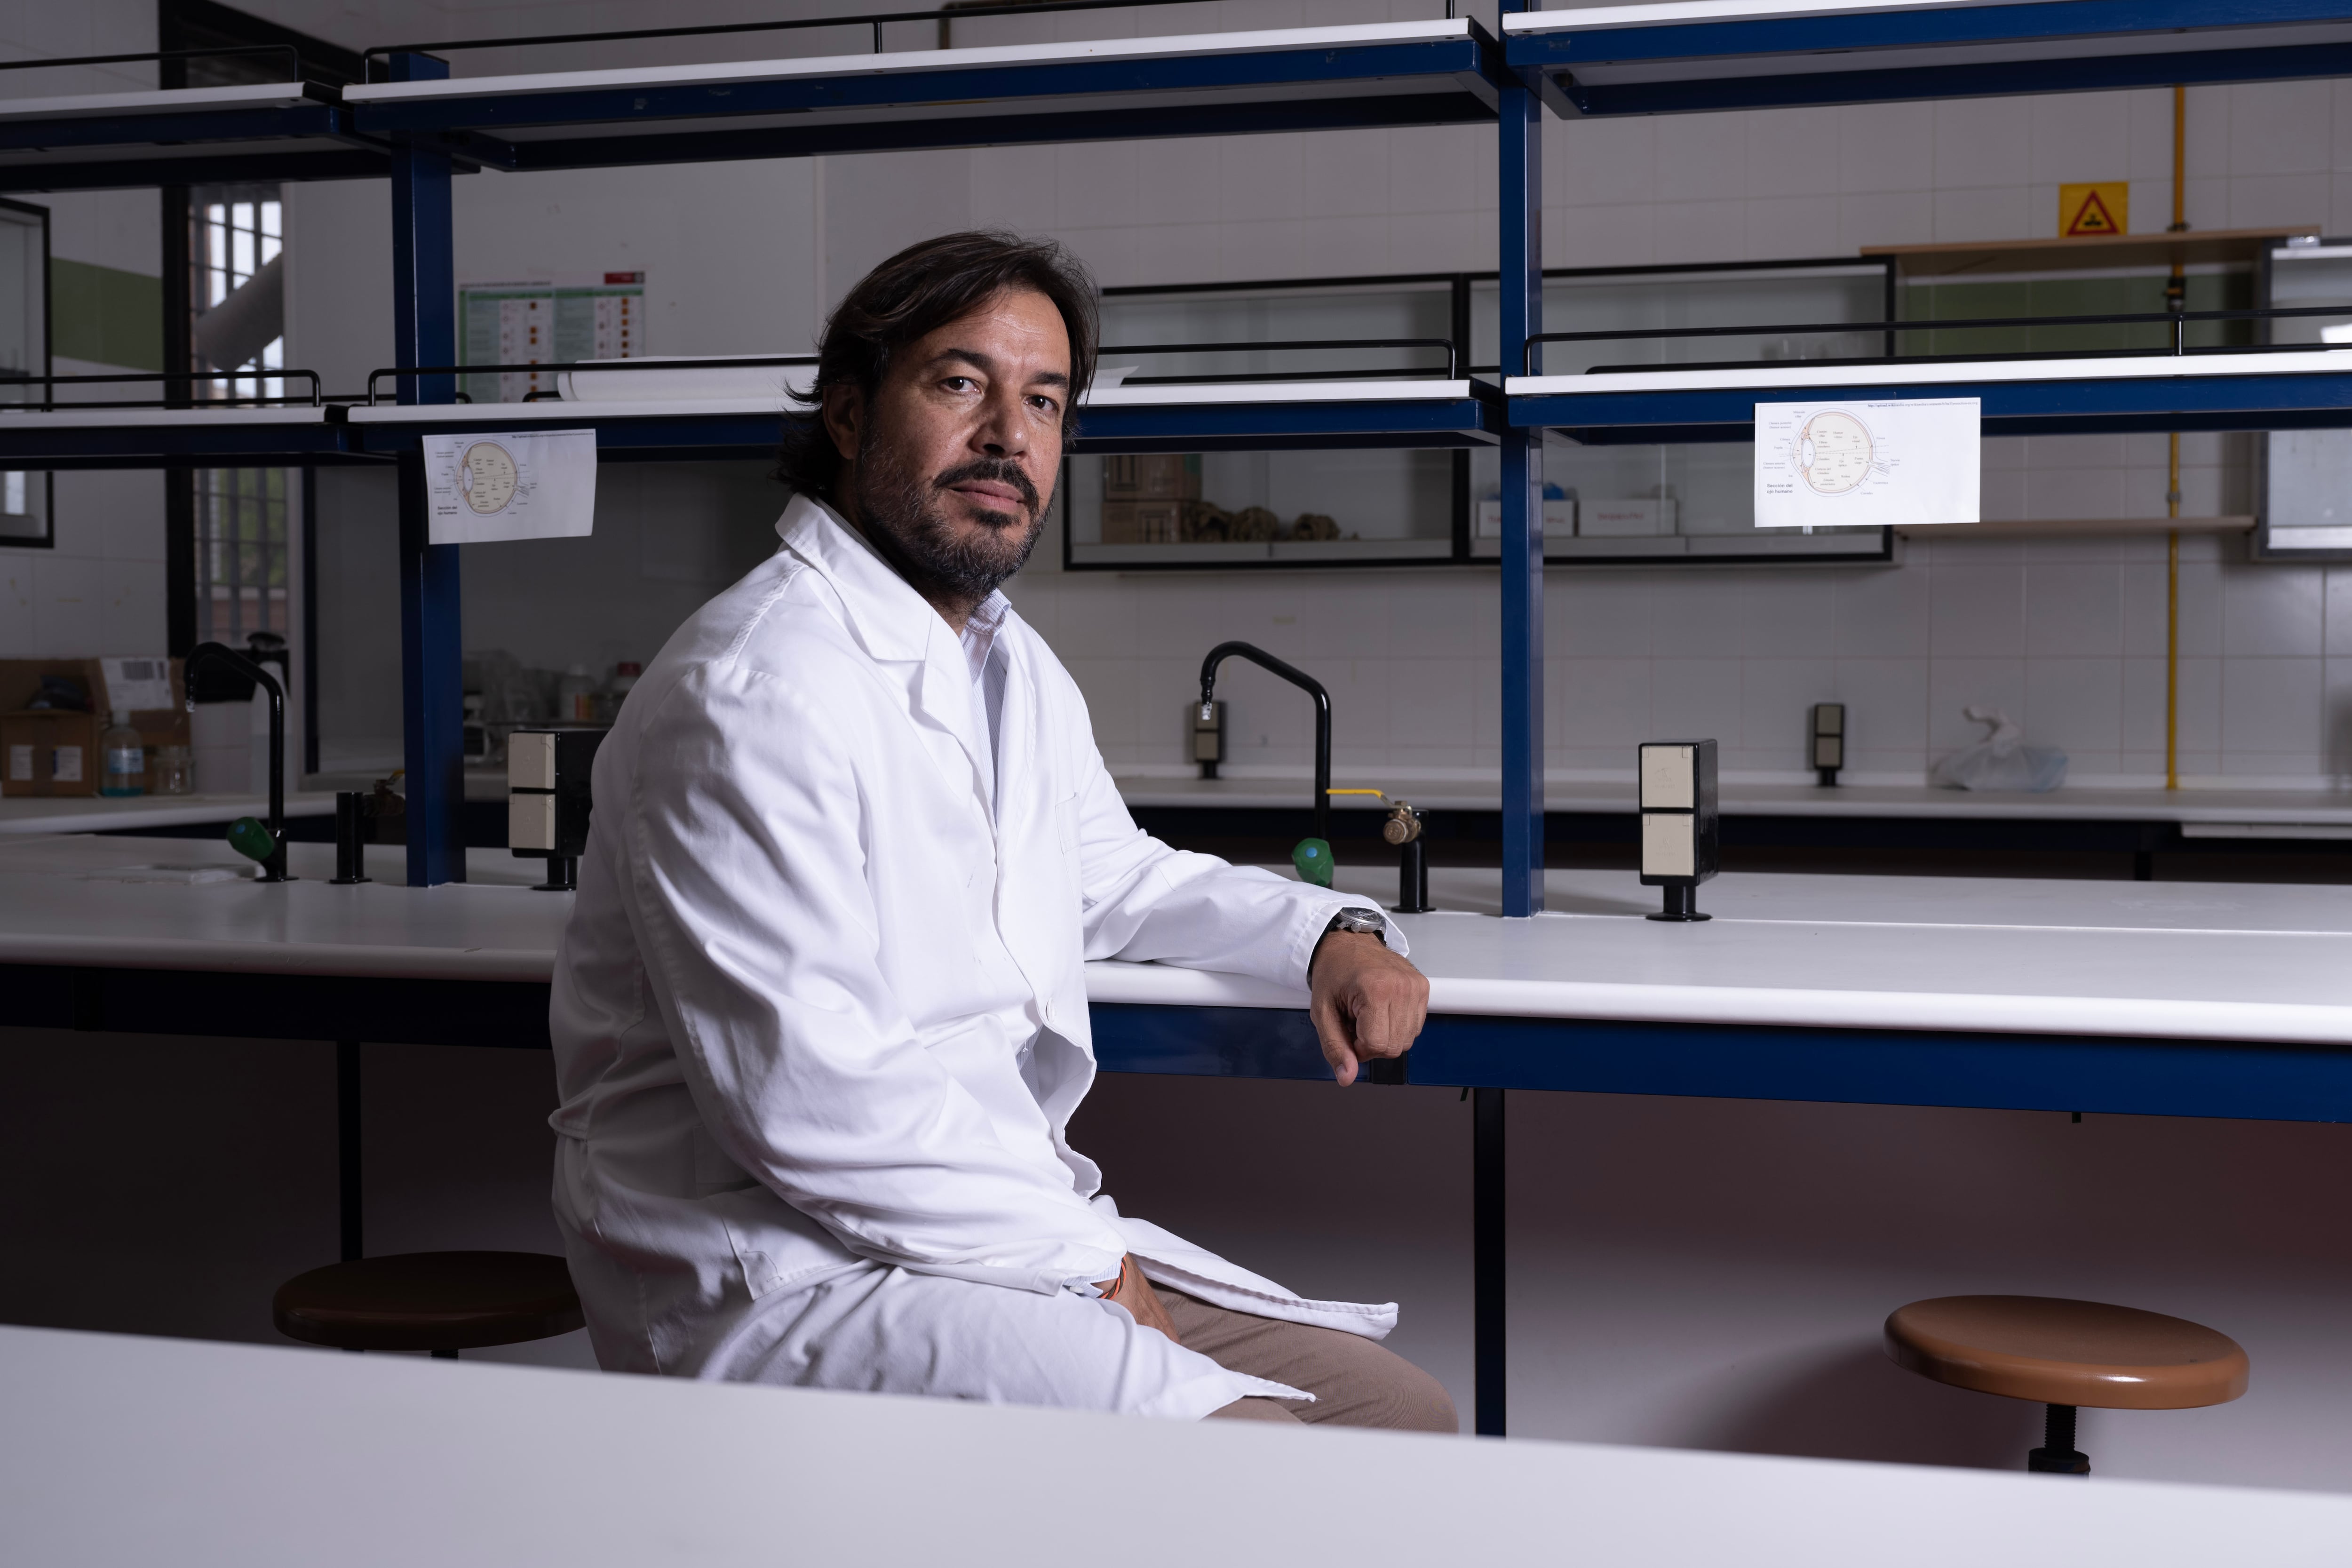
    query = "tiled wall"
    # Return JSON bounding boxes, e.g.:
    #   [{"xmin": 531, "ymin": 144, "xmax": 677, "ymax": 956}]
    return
[{"xmin": 814, "ymin": 45, "xmax": 2352, "ymax": 789}]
